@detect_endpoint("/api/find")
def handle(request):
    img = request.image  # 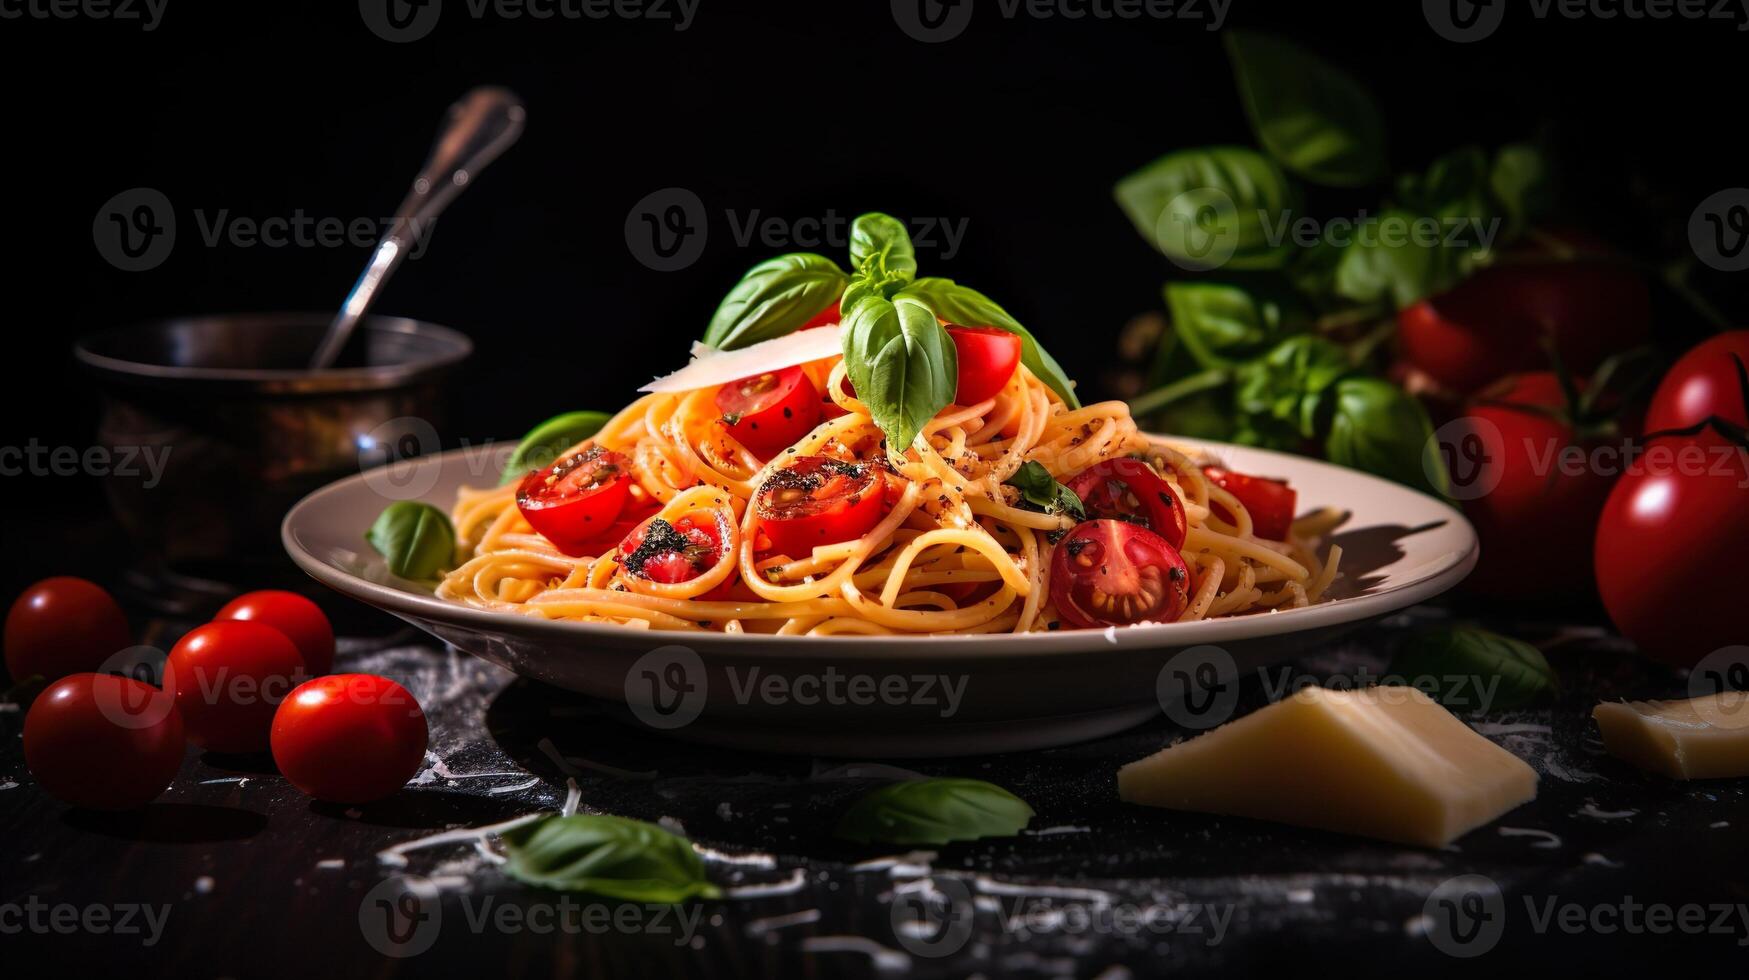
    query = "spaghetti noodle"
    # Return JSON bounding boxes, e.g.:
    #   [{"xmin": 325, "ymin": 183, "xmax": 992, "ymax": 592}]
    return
[{"xmin": 435, "ymin": 350, "xmax": 1342, "ymax": 636}]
